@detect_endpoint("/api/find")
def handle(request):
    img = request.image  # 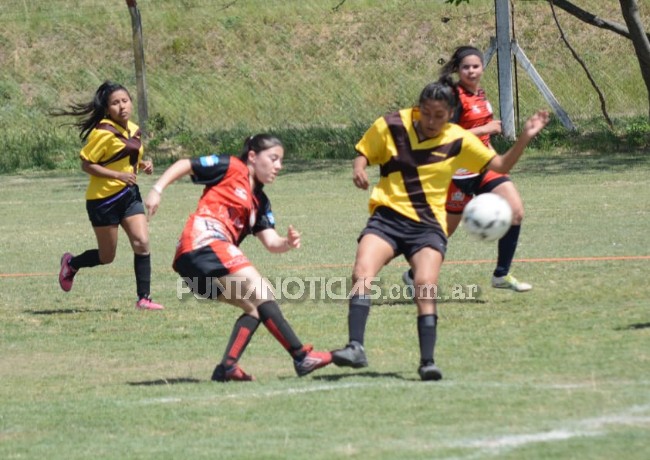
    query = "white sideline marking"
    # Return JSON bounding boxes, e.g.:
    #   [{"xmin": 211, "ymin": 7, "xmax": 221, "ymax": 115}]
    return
[
  {"xmin": 450, "ymin": 404, "xmax": 650, "ymax": 457},
  {"xmin": 136, "ymin": 379, "xmax": 650, "ymax": 406},
  {"xmin": 138, "ymin": 381, "xmax": 377, "ymax": 405}
]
